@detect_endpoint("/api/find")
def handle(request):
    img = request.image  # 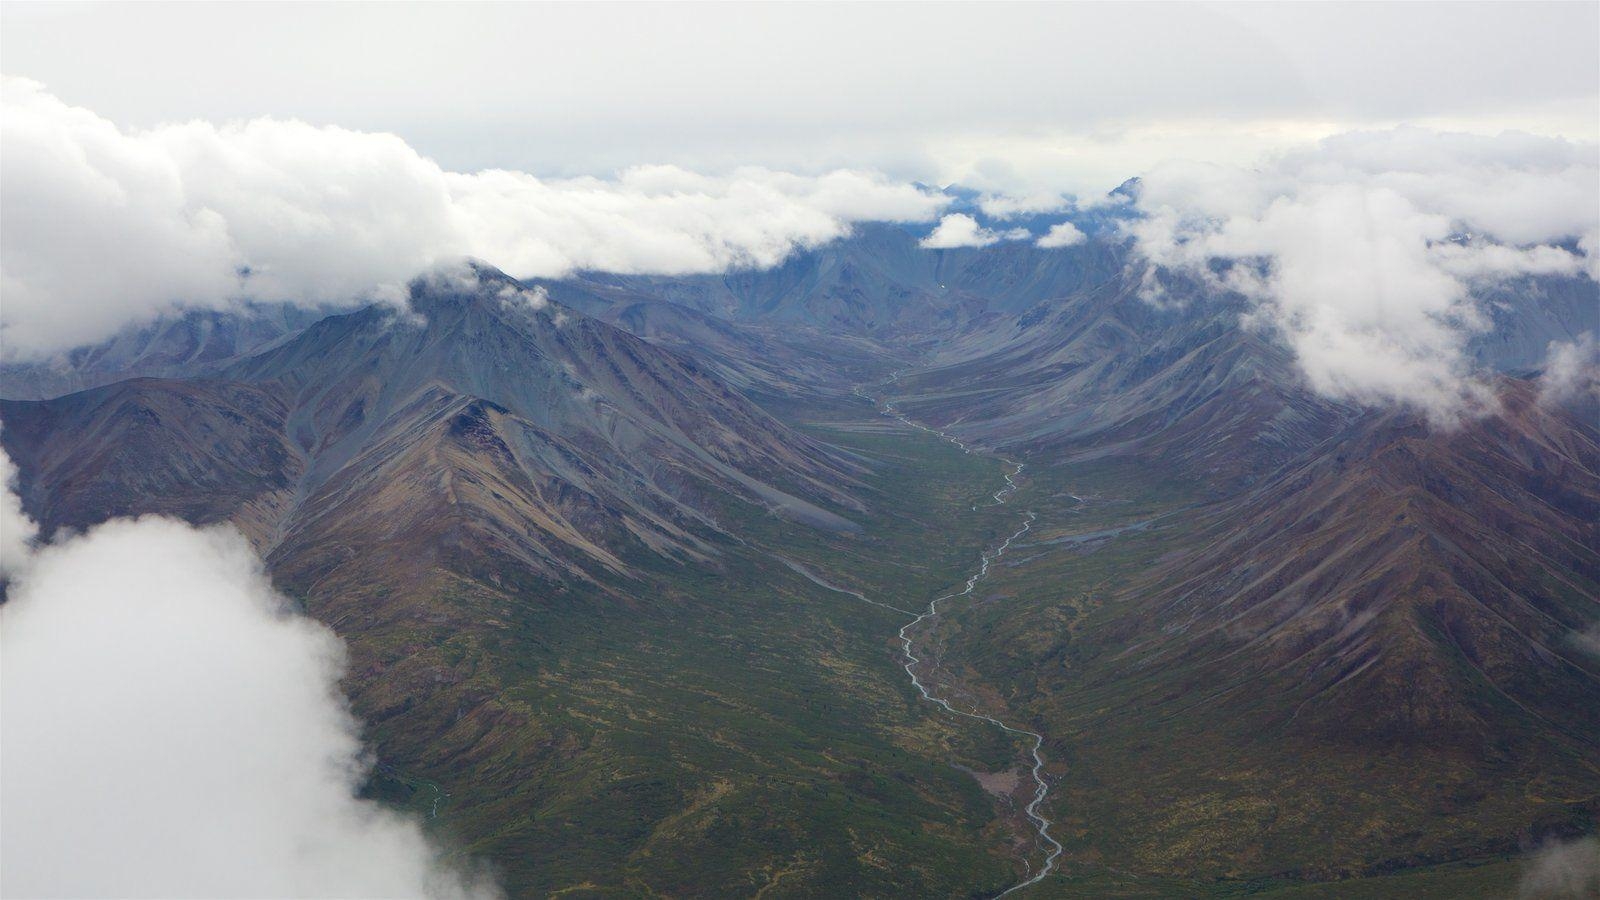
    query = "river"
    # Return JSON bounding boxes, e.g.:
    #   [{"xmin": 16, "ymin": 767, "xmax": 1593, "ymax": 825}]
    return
[{"xmin": 828, "ymin": 378, "xmax": 1064, "ymax": 896}]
